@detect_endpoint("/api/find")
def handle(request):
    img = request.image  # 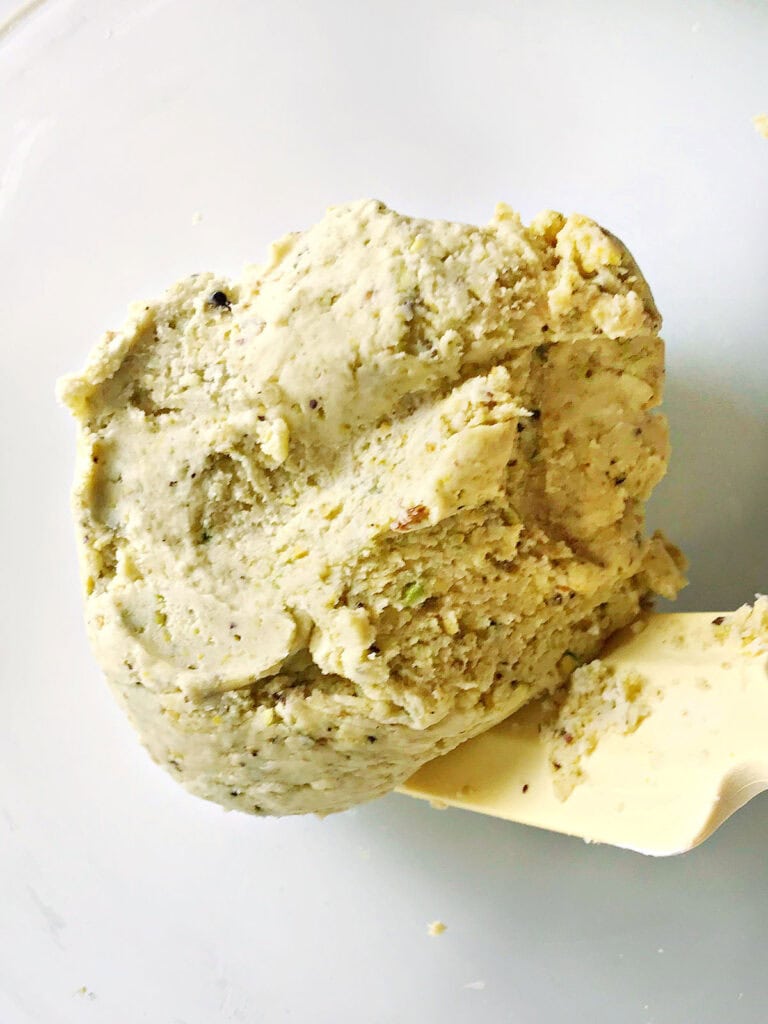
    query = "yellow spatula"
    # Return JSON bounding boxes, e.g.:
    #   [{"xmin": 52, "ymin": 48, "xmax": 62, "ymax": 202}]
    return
[{"xmin": 400, "ymin": 602, "xmax": 768, "ymax": 856}]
